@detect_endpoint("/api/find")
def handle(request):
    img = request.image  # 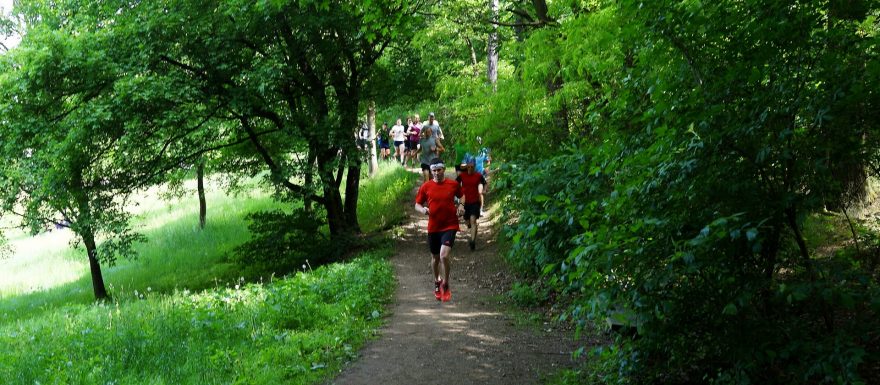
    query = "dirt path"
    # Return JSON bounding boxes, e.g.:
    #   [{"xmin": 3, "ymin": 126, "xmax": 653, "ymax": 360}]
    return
[{"xmin": 328, "ymin": 180, "xmax": 582, "ymax": 385}]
